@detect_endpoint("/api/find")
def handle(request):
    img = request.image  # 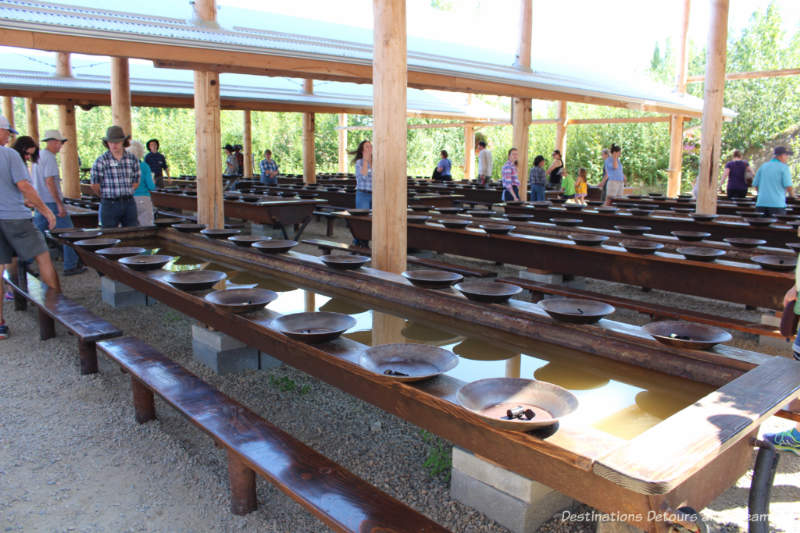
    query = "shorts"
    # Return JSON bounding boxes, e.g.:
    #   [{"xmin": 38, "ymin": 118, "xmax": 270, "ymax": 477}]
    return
[
  {"xmin": 606, "ymin": 180, "xmax": 625, "ymax": 198},
  {"xmin": 0, "ymin": 218, "xmax": 48, "ymax": 263}
]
